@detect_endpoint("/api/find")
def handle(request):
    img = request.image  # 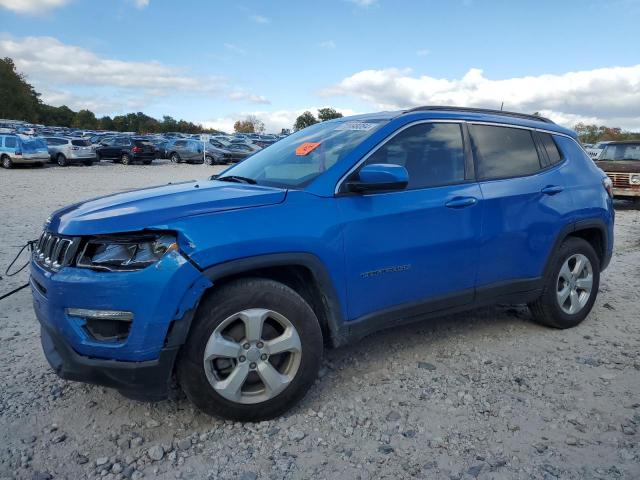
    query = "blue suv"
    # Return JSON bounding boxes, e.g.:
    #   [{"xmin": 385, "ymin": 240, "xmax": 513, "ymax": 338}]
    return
[{"xmin": 30, "ymin": 107, "xmax": 614, "ymax": 421}]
